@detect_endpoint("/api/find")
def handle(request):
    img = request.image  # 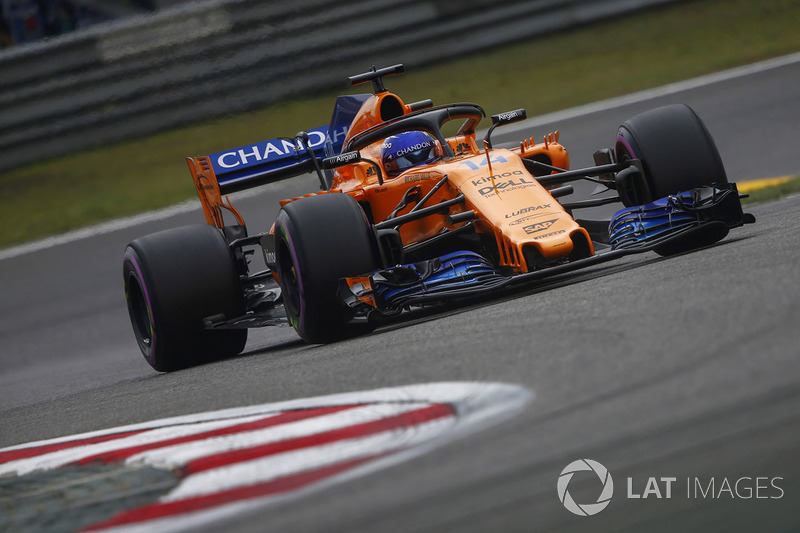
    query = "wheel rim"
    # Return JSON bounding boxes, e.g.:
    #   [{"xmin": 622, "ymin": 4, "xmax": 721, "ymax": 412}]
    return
[
  {"xmin": 277, "ymin": 241, "xmax": 302, "ymax": 319},
  {"xmin": 126, "ymin": 274, "xmax": 154, "ymax": 355}
]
